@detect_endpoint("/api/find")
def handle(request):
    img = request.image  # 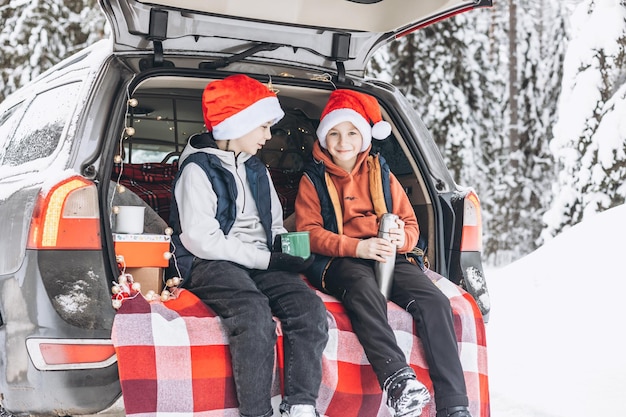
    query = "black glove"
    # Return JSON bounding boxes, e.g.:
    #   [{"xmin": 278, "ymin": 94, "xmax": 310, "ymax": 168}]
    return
[
  {"xmin": 268, "ymin": 252, "xmax": 315, "ymax": 273},
  {"xmin": 272, "ymin": 234, "xmax": 283, "ymax": 252}
]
